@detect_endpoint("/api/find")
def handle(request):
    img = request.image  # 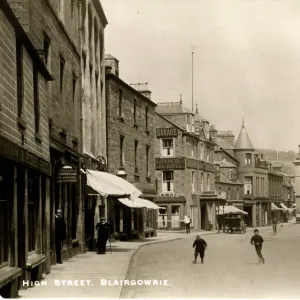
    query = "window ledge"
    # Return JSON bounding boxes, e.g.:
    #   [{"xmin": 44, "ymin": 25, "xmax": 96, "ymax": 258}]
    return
[
  {"xmin": 134, "ymin": 123, "xmax": 138, "ymax": 129},
  {"xmin": 17, "ymin": 117, "xmax": 27, "ymax": 130},
  {"xmin": 0, "ymin": 266, "xmax": 22, "ymax": 289},
  {"xmin": 119, "ymin": 116, "xmax": 124, "ymax": 123},
  {"xmin": 35, "ymin": 132, "xmax": 42, "ymax": 143},
  {"xmin": 26, "ymin": 254, "xmax": 46, "ymax": 270}
]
